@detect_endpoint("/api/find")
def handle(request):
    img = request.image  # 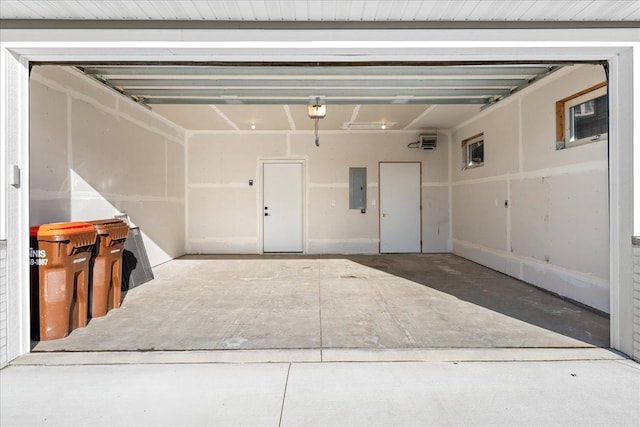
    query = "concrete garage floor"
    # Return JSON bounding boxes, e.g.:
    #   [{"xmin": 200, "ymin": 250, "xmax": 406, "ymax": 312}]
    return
[
  {"xmin": 33, "ymin": 254, "xmax": 609, "ymax": 354},
  {"xmin": 12, "ymin": 255, "xmax": 634, "ymax": 426}
]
